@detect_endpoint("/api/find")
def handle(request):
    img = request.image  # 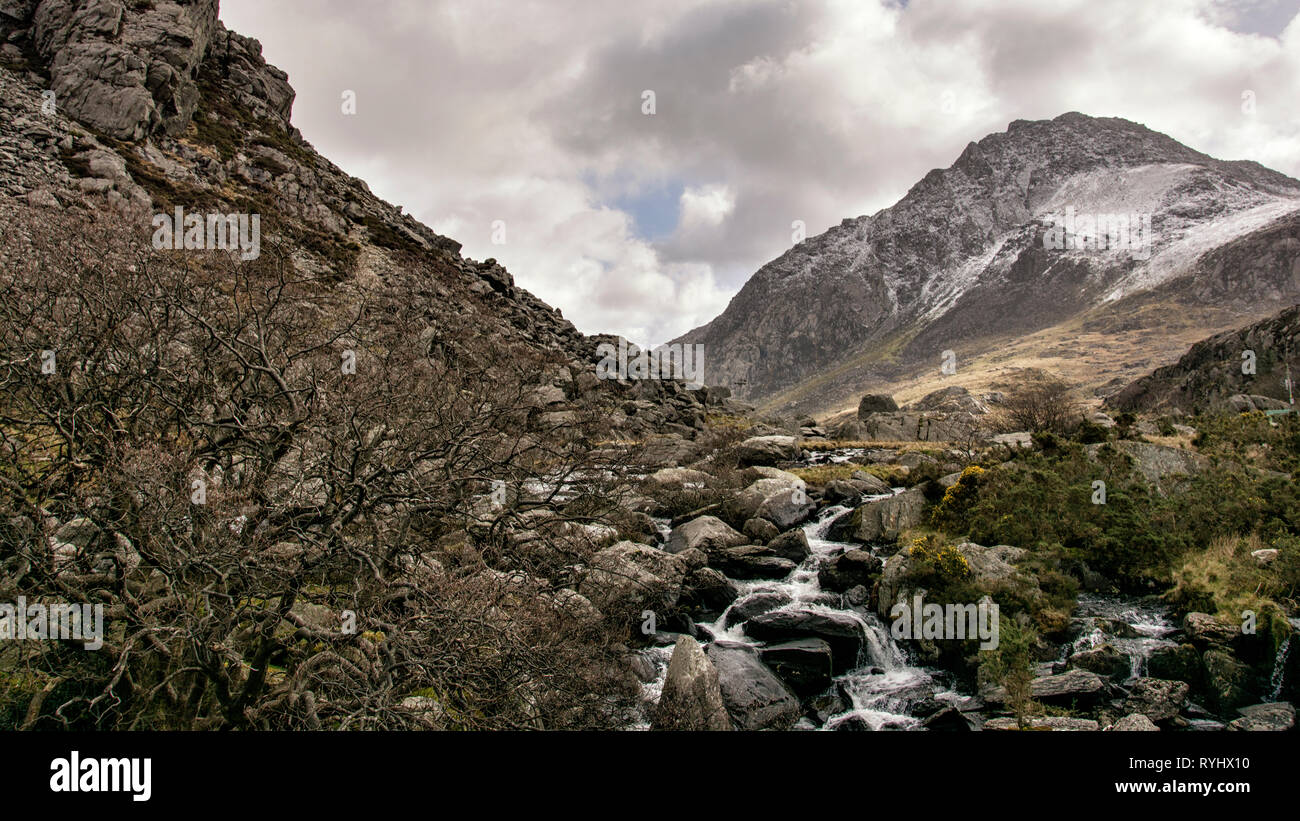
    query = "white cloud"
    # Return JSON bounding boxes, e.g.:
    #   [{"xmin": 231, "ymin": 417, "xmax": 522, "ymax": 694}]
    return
[{"xmin": 220, "ymin": 0, "xmax": 1300, "ymax": 347}]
